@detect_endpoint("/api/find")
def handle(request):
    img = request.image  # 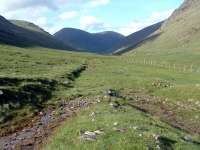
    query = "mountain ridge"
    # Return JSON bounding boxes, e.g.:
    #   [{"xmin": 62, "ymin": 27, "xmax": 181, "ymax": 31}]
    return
[
  {"xmin": 114, "ymin": 21, "xmax": 164, "ymax": 54},
  {"xmin": 54, "ymin": 28, "xmax": 125, "ymax": 54},
  {"xmin": 0, "ymin": 15, "xmax": 72, "ymax": 50}
]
